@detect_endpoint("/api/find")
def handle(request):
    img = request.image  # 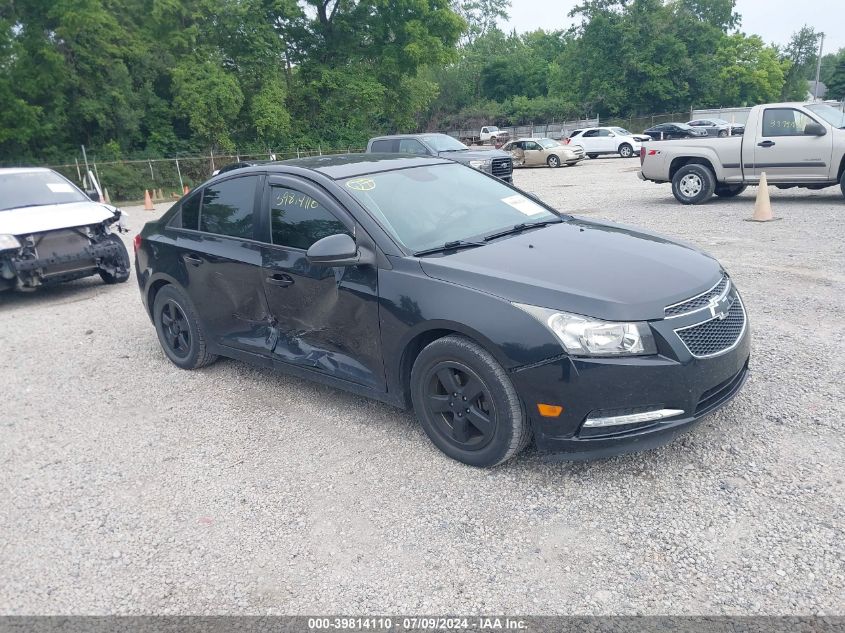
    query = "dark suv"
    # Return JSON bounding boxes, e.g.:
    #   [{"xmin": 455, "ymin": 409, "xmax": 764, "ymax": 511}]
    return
[
  {"xmin": 366, "ymin": 133, "xmax": 513, "ymax": 182},
  {"xmin": 135, "ymin": 154, "xmax": 749, "ymax": 467}
]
